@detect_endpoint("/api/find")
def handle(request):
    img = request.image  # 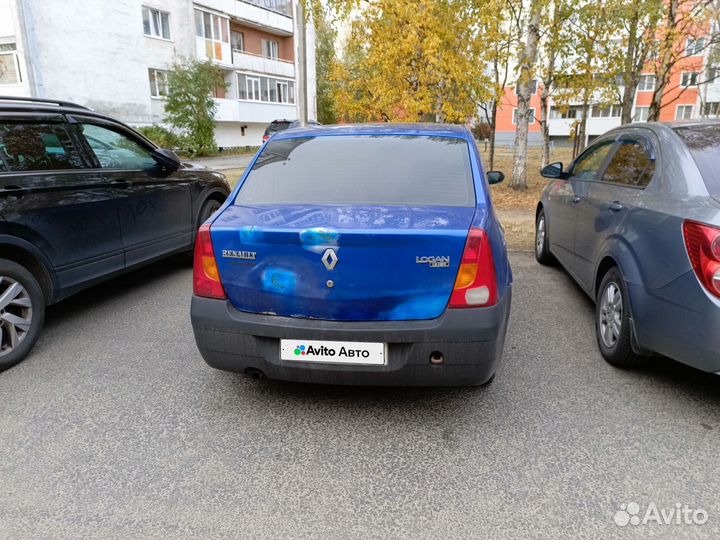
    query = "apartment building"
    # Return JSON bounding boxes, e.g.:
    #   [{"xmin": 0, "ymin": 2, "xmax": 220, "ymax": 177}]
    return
[
  {"xmin": 494, "ymin": 35, "xmax": 719, "ymax": 147},
  {"xmin": 0, "ymin": 0, "xmax": 316, "ymax": 146}
]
